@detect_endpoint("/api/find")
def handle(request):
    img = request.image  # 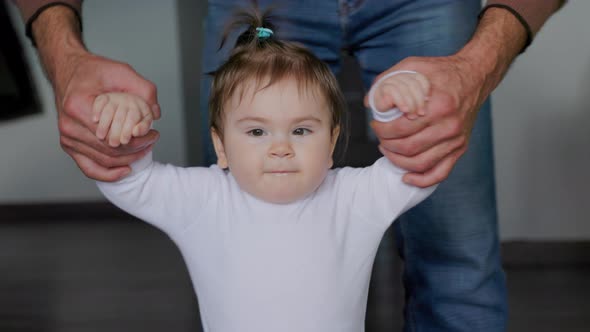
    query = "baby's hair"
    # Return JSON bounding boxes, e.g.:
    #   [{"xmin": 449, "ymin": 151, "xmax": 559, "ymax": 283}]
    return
[{"xmin": 208, "ymin": 3, "xmax": 348, "ymax": 151}]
